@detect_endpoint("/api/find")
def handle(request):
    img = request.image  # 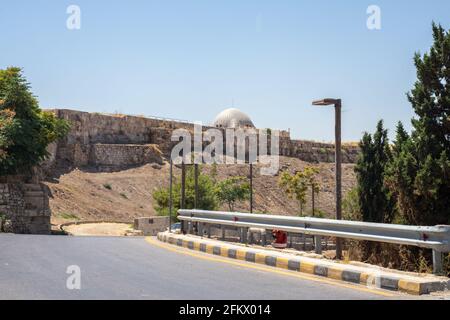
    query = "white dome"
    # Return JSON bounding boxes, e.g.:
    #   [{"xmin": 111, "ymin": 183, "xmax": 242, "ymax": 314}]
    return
[{"xmin": 213, "ymin": 108, "xmax": 255, "ymax": 128}]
